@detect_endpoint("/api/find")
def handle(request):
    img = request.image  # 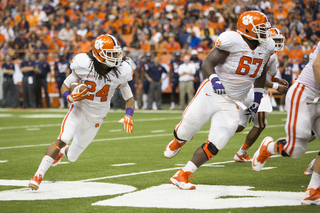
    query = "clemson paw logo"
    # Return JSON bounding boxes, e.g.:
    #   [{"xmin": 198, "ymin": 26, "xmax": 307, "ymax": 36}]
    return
[
  {"xmin": 216, "ymin": 39, "xmax": 222, "ymax": 47},
  {"xmin": 94, "ymin": 38, "xmax": 104, "ymax": 50},
  {"xmin": 242, "ymin": 15, "xmax": 253, "ymax": 25}
]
